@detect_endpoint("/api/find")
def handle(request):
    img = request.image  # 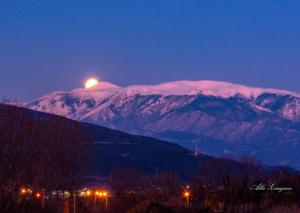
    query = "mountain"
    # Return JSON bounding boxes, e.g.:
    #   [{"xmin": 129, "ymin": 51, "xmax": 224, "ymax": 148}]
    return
[{"xmin": 26, "ymin": 80, "xmax": 300, "ymax": 169}]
